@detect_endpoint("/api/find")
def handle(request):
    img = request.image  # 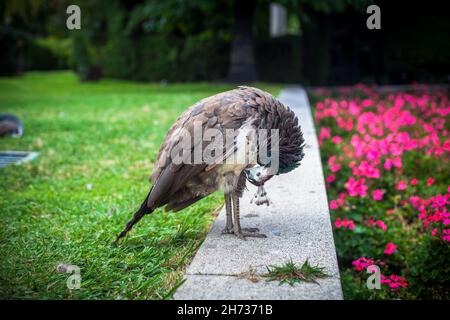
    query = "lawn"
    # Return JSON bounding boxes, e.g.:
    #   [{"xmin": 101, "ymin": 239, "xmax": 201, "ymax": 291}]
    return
[
  {"xmin": 310, "ymin": 84, "xmax": 449, "ymax": 299},
  {"xmin": 0, "ymin": 71, "xmax": 282, "ymax": 299}
]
